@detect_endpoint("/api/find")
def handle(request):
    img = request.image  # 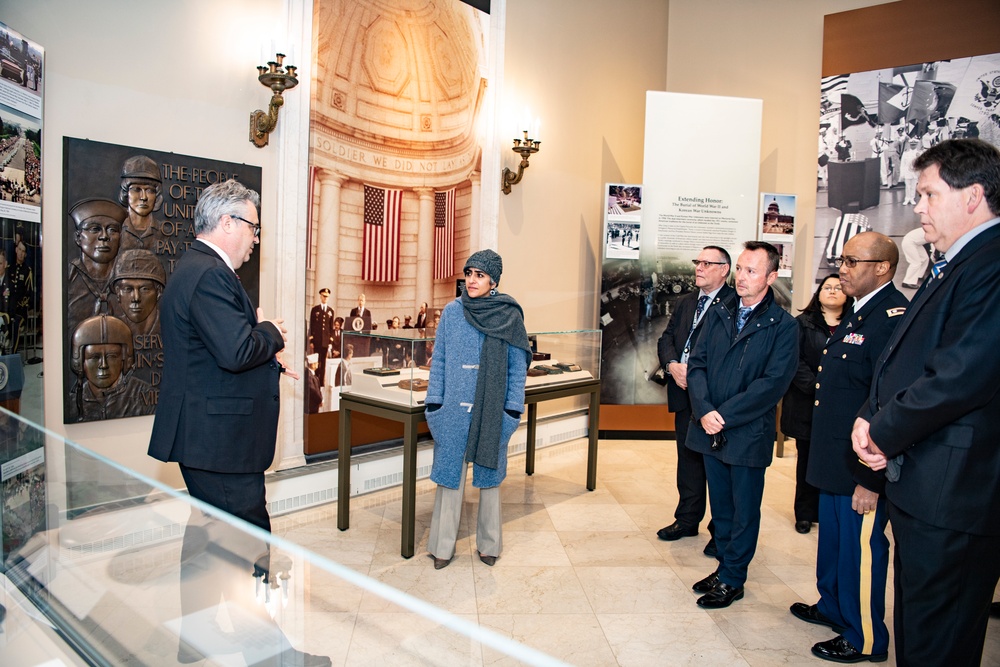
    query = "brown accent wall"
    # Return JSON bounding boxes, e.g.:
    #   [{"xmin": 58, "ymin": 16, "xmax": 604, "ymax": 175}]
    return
[
  {"xmin": 823, "ymin": 0, "xmax": 1000, "ymax": 76},
  {"xmin": 600, "ymin": 405, "xmax": 674, "ymax": 433}
]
